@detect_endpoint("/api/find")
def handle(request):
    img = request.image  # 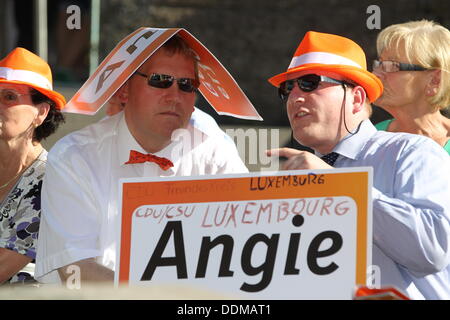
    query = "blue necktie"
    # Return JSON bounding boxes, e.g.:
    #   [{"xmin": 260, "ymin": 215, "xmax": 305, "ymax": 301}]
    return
[{"xmin": 320, "ymin": 152, "xmax": 339, "ymax": 166}]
